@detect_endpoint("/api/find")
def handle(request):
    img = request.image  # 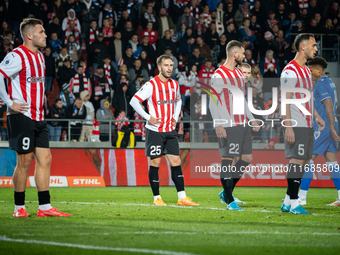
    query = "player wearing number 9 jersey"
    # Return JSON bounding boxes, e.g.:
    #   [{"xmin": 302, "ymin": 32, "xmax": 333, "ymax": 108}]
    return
[
  {"xmin": 0, "ymin": 18, "xmax": 69, "ymax": 218},
  {"xmin": 280, "ymin": 33, "xmax": 325, "ymax": 215},
  {"xmin": 130, "ymin": 55, "xmax": 199, "ymax": 207}
]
